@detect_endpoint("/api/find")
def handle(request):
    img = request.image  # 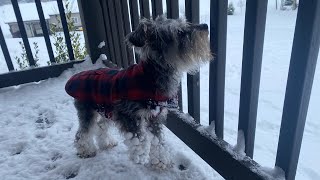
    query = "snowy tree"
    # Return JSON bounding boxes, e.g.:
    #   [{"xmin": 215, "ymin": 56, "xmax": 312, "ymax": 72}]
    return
[{"xmin": 227, "ymin": 2, "xmax": 235, "ymax": 15}]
